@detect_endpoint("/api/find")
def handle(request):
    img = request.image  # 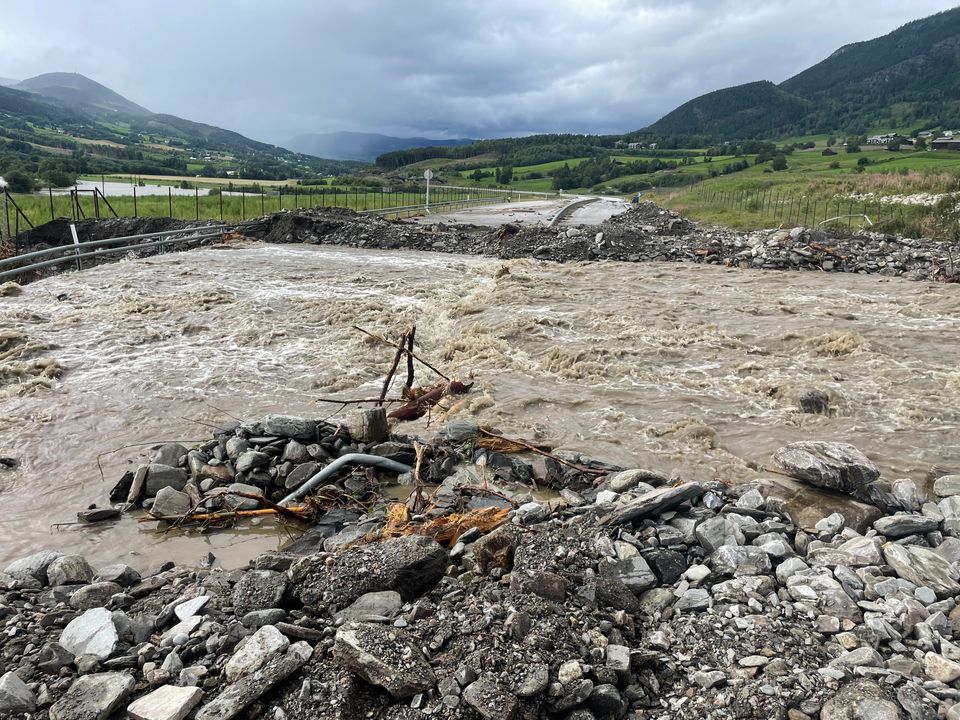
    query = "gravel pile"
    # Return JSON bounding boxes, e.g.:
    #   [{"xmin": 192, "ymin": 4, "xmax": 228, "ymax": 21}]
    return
[
  {"xmin": 4, "ymin": 422, "xmax": 960, "ymax": 719},
  {"xmin": 12, "ymin": 202, "xmax": 959, "ymax": 283}
]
